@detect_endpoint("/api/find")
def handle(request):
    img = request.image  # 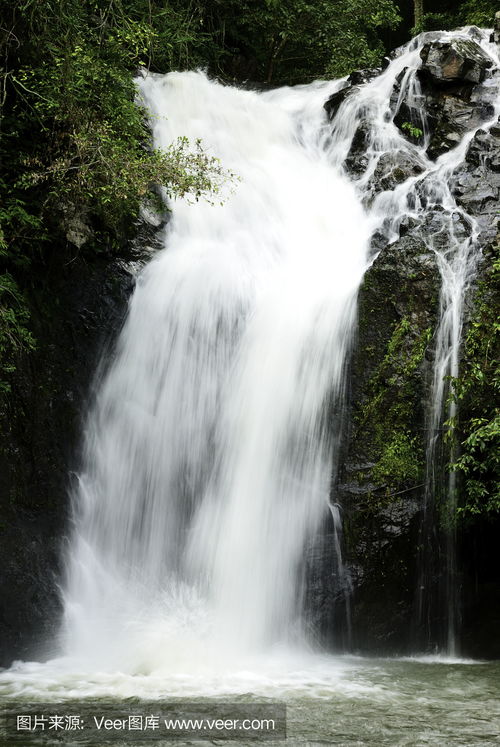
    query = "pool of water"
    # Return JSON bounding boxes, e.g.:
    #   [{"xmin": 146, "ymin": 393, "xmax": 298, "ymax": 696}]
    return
[{"xmin": 1, "ymin": 653, "xmax": 499, "ymax": 745}]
